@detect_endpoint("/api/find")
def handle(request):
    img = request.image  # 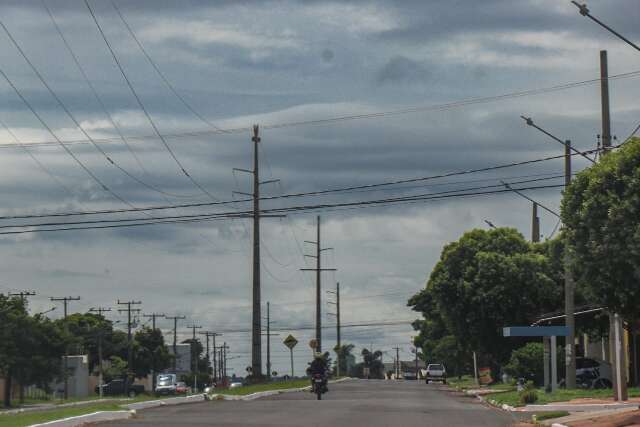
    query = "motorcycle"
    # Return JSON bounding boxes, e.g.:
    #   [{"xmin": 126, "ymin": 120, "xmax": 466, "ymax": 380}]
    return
[{"xmin": 311, "ymin": 373, "xmax": 326, "ymax": 400}]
